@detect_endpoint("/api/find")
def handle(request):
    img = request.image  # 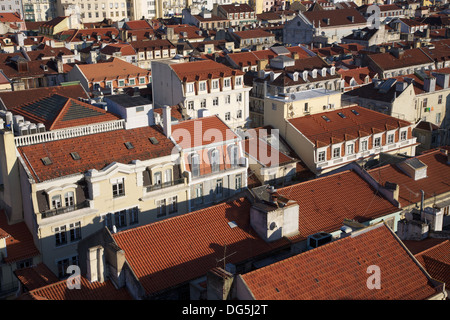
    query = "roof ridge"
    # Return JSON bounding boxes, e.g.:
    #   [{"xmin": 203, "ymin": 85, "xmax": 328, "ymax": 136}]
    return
[
  {"xmin": 415, "ymin": 239, "xmax": 450, "ymax": 258},
  {"xmin": 48, "ymin": 95, "xmax": 70, "ymax": 131}
]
